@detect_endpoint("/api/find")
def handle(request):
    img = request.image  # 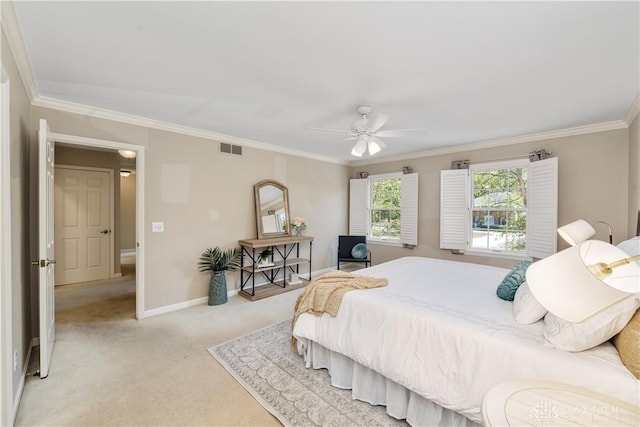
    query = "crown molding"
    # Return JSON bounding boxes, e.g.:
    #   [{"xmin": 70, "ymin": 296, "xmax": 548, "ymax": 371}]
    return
[
  {"xmin": 33, "ymin": 95, "xmax": 348, "ymax": 166},
  {"xmin": 624, "ymin": 92, "xmax": 639, "ymax": 126},
  {"xmin": 0, "ymin": 1, "xmax": 37, "ymax": 102},
  {"xmin": 354, "ymin": 120, "xmax": 629, "ymax": 166}
]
